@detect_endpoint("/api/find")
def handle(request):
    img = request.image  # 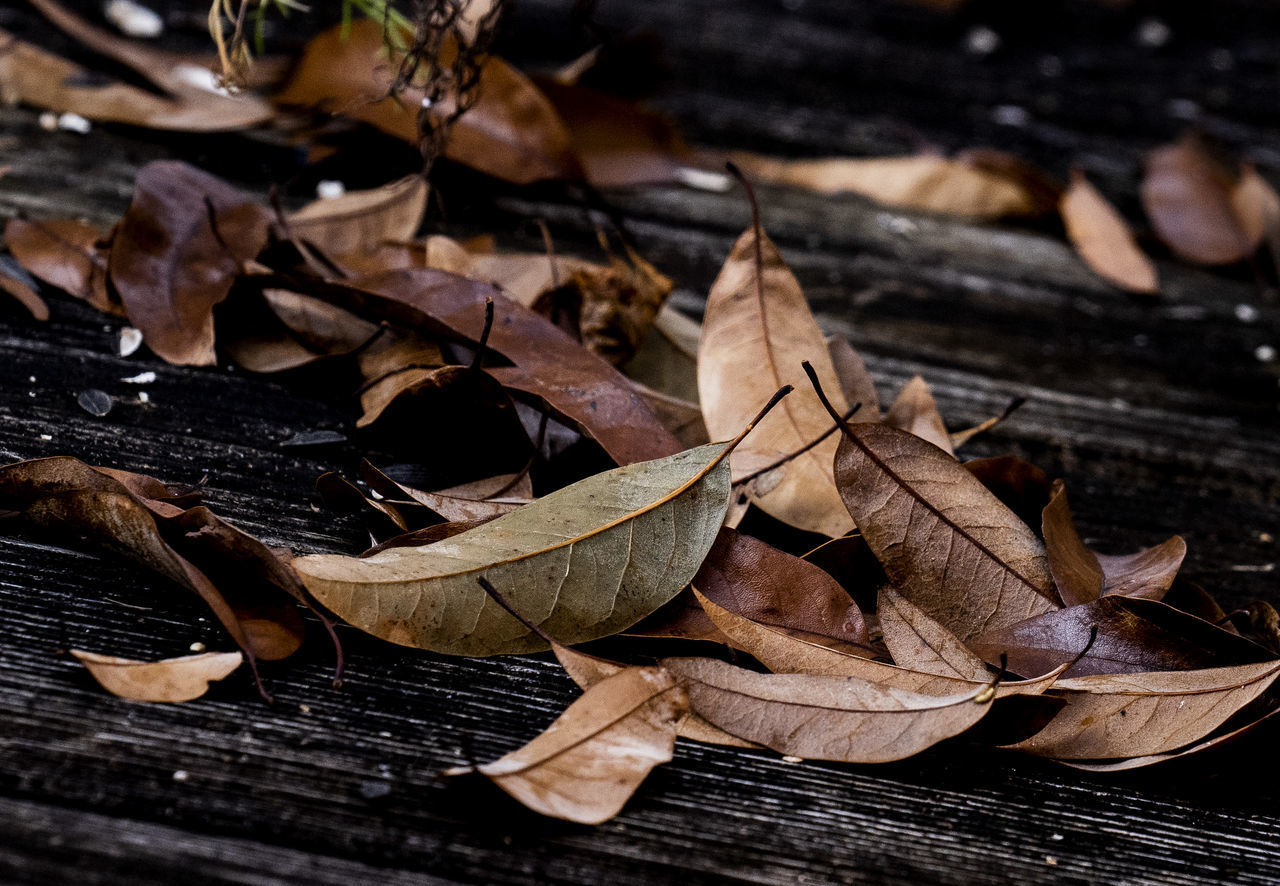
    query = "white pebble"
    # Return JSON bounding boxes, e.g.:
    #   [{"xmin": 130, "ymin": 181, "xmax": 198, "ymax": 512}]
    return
[
  {"xmin": 172, "ymin": 770, "xmax": 189, "ymax": 782},
  {"xmin": 138, "ymin": 391, "xmax": 151, "ymax": 404},
  {"xmin": 1236, "ymin": 303, "xmax": 1260, "ymax": 323},
  {"xmin": 1136, "ymin": 18, "xmax": 1172, "ymax": 48},
  {"xmin": 38, "ymin": 113, "xmax": 59, "ymax": 132},
  {"xmin": 965, "ymin": 26, "xmax": 1001, "ymax": 56},
  {"xmin": 316, "ymin": 180, "xmax": 346, "ymax": 200},
  {"xmin": 57, "ymin": 113, "xmax": 92, "ymax": 134},
  {"xmin": 119, "ymin": 327, "xmax": 144, "ymax": 356},
  {"xmin": 104, "ymin": 0, "xmax": 164, "ymax": 38},
  {"xmin": 120, "ymin": 371, "xmax": 157, "ymax": 384},
  {"xmin": 1255, "ymin": 344, "xmax": 1277, "ymax": 363},
  {"xmin": 675, "ymin": 167, "xmax": 733, "ymax": 193},
  {"xmin": 189, "ymin": 642, "xmax": 206, "ymax": 653},
  {"xmin": 39, "ymin": 434, "xmax": 52, "ymax": 441}
]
